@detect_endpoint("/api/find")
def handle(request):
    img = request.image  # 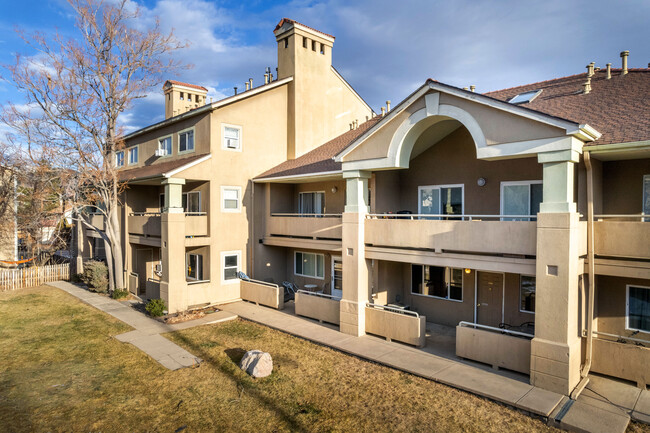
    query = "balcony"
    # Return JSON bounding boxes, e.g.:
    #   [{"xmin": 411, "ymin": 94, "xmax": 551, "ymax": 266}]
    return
[
  {"xmin": 88, "ymin": 213, "xmax": 106, "ymax": 230},
  {"xmin": 128, "ymin": 212, "xmax": 208, "ymax": 237},
  {"xmin": 266, "ymin": 213, "xmax": 343, "ymax": 240},
  {"xmin": 365, "ymin": 214, "xmax": 537, "ymax": 256},
  {"xmin": 594, "ymin": 215, "xmax": 650, "ymax": 260}
]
